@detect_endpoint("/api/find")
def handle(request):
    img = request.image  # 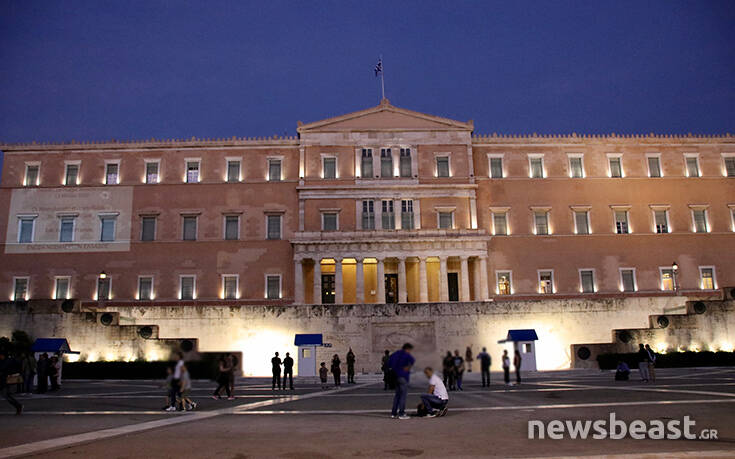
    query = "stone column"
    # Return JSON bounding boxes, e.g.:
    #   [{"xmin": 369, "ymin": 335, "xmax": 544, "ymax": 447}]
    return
[
  {"xmin": 313, "ymin": 259, "xmax": 321, "ymax": 305},
  {"xmin": 398, "ymin": 257, "xmax": 407, "ymax": 303},
  {"xmin": 355, "ymin": 257, "xmax": 364, "ymax": 304},
  {"xmin": 439, "ymin": 256, "xmax": 448, "ymax": 302},
  {"xmin": 294, "ymin": 259, "xmax": 304, "ymax": 304},
  {"xmin": 419, "ymin": 257, "xmax": 428, "ymax": 303},
  {"xmin": 460, "ymin": 256, "xmax": 470, "ymax": 302},
  {"xmin": 479, "ymin": 256, "xmax": 489, "ymax": 300},
  {"xmin": 376, "ymin": 258, "xmax": 385, "ymax": 304},
  {"xmin": 472, "ymin": 257, "xmax": 481, "ymax": 301},
  {"xmin": 334, "ymin": 257, "xmax": 343, "ymax": 304}
]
